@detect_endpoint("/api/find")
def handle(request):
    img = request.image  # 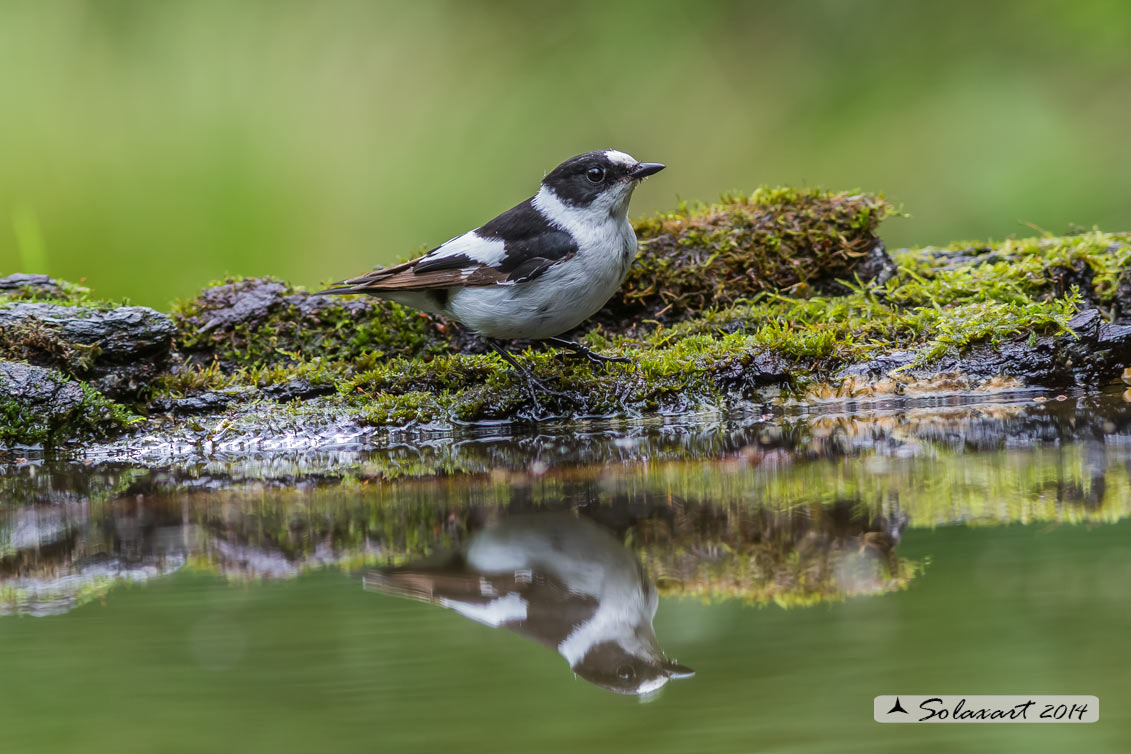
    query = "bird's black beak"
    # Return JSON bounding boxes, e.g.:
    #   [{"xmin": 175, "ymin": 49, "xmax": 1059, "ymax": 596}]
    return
[
  {"xmin": 630, "ymin": 162, "xmax": 665, "ymax": 179},
  {"xmin": 662, "ymin": 660, "xmax": 695, "ymax": 679}
]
